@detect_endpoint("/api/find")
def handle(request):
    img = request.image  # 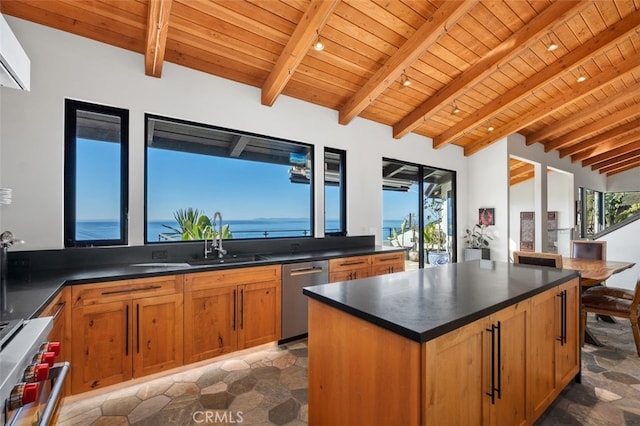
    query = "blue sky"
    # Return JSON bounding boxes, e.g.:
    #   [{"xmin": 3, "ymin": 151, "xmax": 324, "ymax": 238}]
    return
[
  {"xmin": 77, "ymin": 138, "xmax": 414, "ymax": 224},
  {"xmin": 76, "ymin": 139, "xmax": 336, "ymax": 222}
]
